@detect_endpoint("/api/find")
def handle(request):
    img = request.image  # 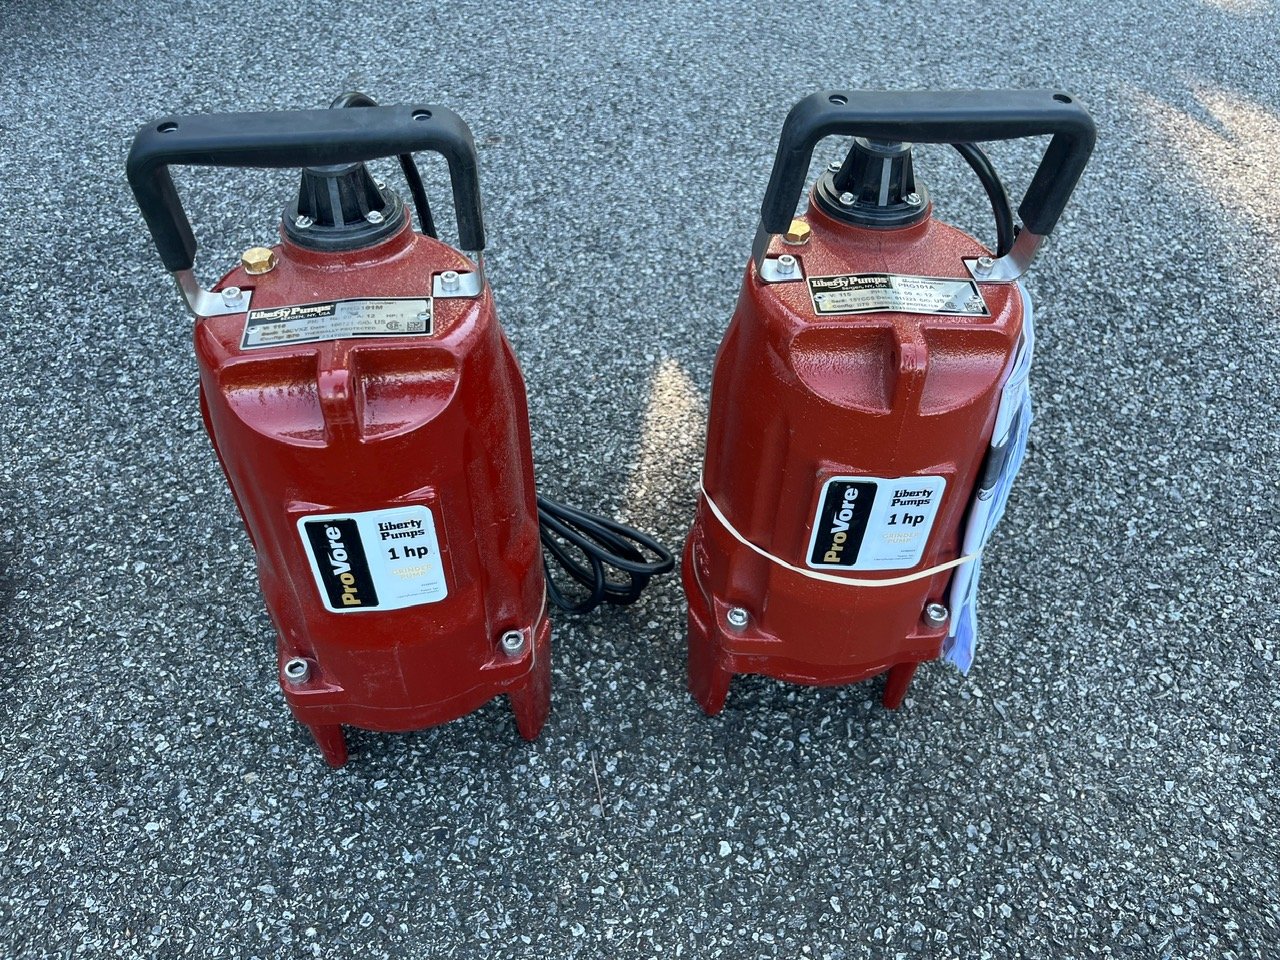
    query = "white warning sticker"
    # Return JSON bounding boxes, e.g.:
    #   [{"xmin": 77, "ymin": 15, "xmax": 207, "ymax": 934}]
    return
[
  {"xmin": 807, "ymin": 273, "xmax": 988, "ymax": 317},
  {"xmin": 297, "ymin": 505, "xmax": 448, "ymax": 613},
  {"xmin": 242, "ymin": 297, "xmax": 431, "ymax": 349},
  {"xmin": 806, "ymin": 475, "xmax": 947, "ymax": 571}
]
